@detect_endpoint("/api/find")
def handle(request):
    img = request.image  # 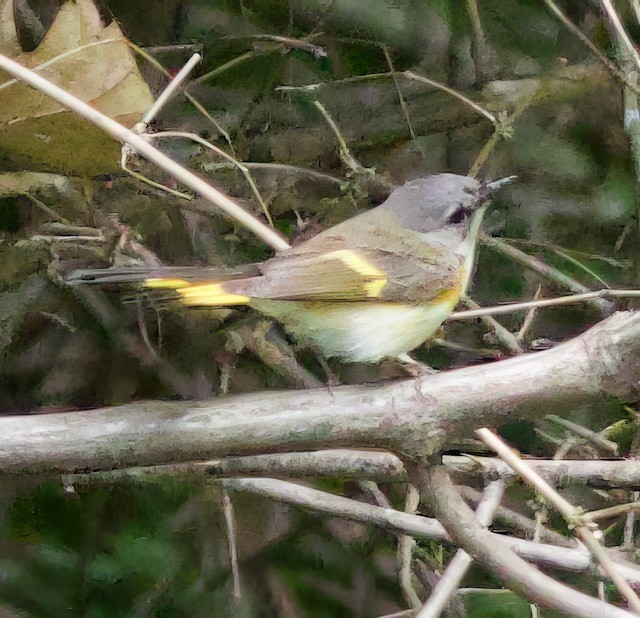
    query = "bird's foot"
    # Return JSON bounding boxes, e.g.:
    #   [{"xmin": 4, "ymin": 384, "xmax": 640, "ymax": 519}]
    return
[{"xmin": 395, "ymin": 353, "xmax": 439, "ymax": 377}]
